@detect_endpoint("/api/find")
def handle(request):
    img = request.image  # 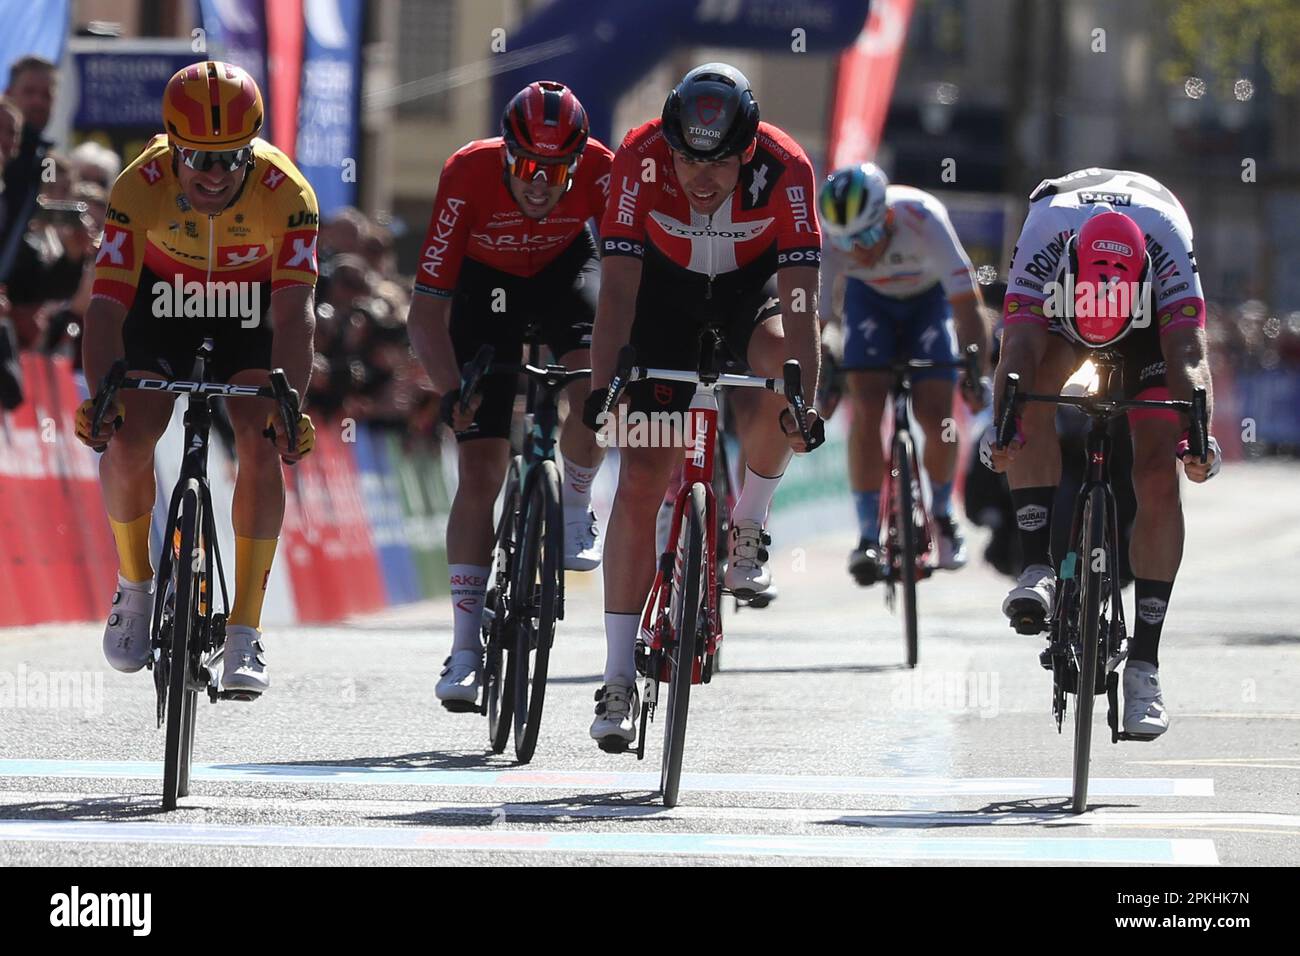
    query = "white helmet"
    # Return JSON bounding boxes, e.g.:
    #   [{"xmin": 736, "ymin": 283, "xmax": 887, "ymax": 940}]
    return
[{"xmin": 819, "ymin": 161, "xmax": 890, "ymax": 251}]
